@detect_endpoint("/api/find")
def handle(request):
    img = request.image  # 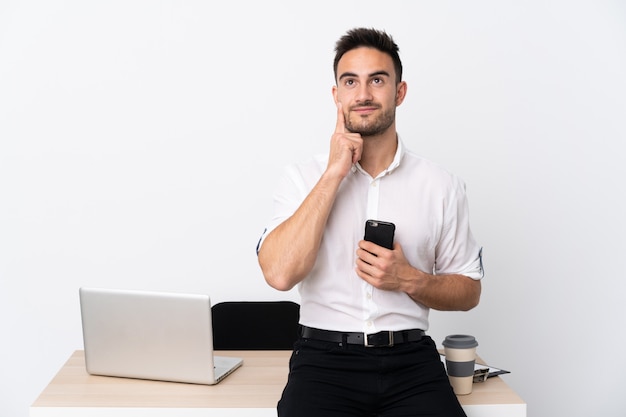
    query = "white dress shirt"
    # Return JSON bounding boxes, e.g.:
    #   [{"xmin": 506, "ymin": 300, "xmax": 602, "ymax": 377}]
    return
[{"xmin": 259, "ymin": 138, "xmax": 483, "ymax": 333}]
